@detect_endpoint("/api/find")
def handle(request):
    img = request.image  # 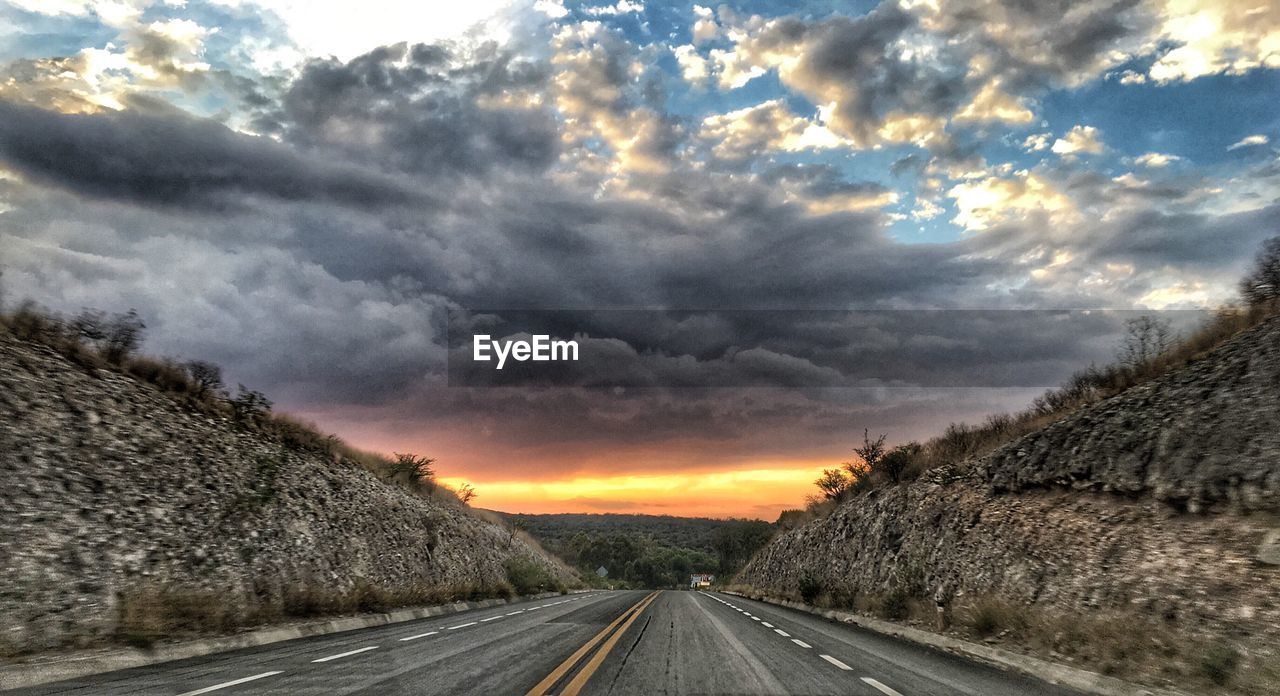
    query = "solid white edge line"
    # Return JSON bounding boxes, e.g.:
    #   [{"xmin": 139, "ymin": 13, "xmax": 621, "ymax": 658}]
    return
[
  {"xmin": 312, "ymin": 646, "xmax": 379, "ymax": 663},
  {"xmin": 447, "ymin": 622, "xmax": 477, "ymax": 630},
  {"xmin": 398, "ymin": 631, "xmax": 438, "ymax": 641},
  {"xmin": 792, "ymin": 639, "xmax": 811, "ymax": 648},
  {"xmin": 820, "ymin": 654, "xmax": 852, "ymax": 670},
  {"xmin": 175, "ymin": 672, "xmax": 283, "ymax": 696},
  {"xmin": 861, "ymin": 677, "xmax": 905, "ymax": 696}
]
